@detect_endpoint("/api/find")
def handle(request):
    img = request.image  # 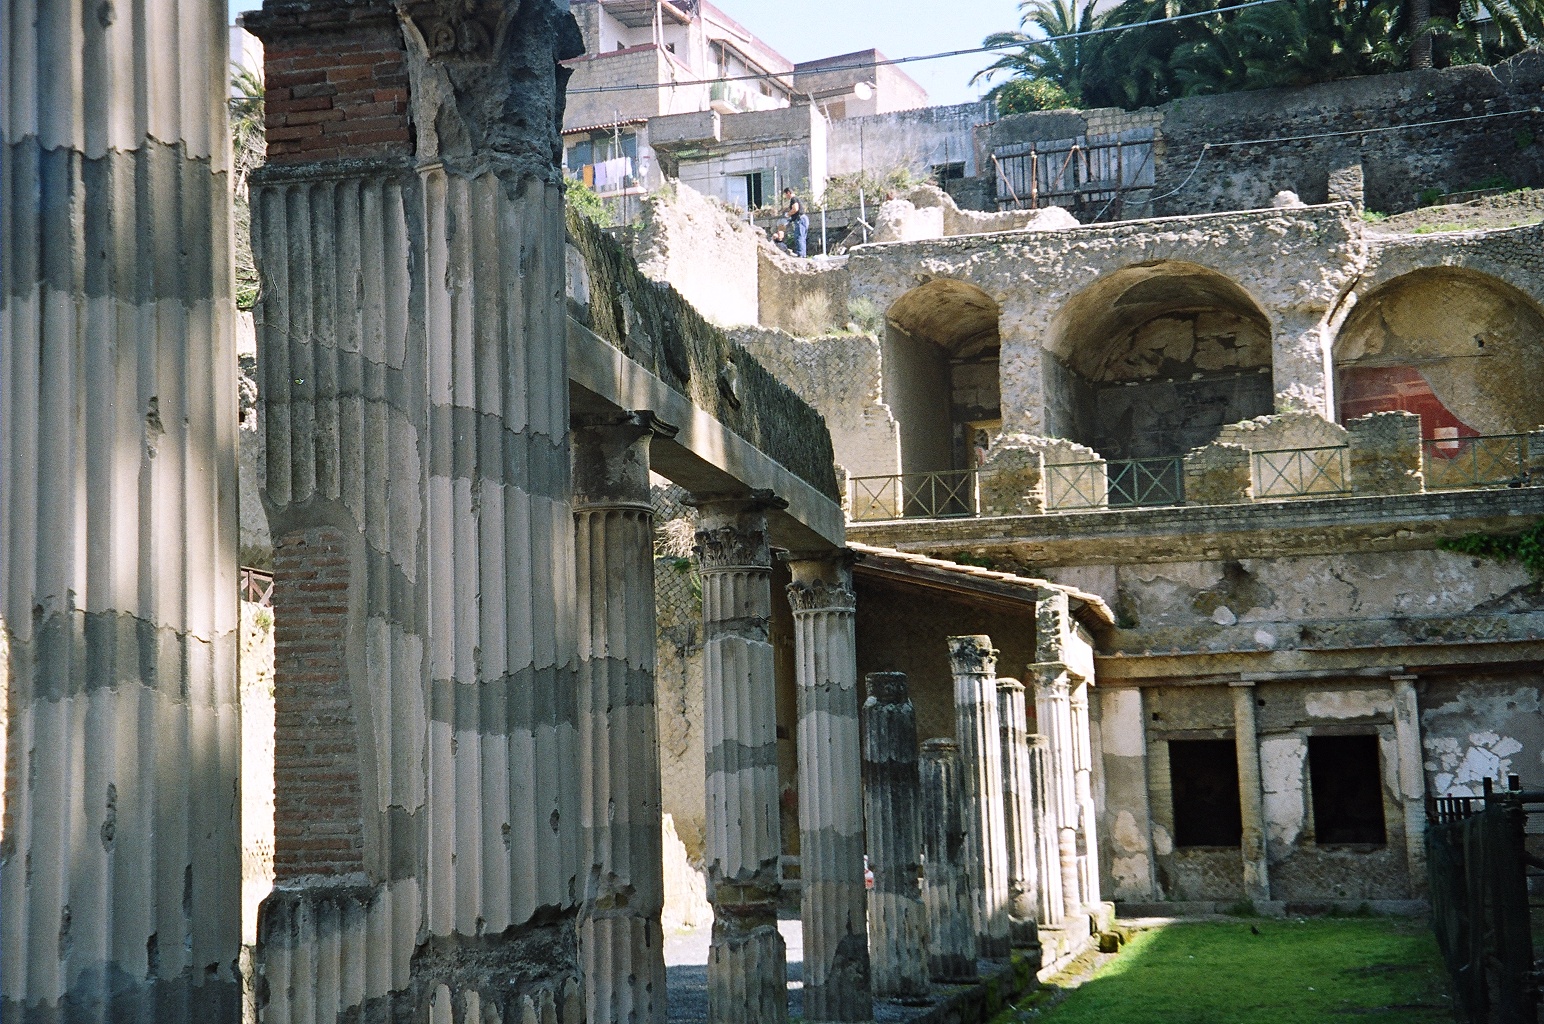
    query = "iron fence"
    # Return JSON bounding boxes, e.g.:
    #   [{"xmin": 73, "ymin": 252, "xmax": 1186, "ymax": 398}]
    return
[
  {"xmin": 848, "ymin": 470, "xmax": 979, "ymax": 522},
  {"xmin": 1426, "ymin": 776, "xmax": 1543, "ymax": 1024},
  {"xmin": 1424, "ymin": 434, "xmax": 1530, "ymax": 491},
  {"xmin": 1252, "ymin": 445, "xmax": 1351, "ymax": 499},
  {"xmin": 1046, "ymin": 457, "xmax": 1184, "ymax": 510},
  {"xmin": 241, "ymin": 566, "xmax": 274, "ymax": 607}
]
